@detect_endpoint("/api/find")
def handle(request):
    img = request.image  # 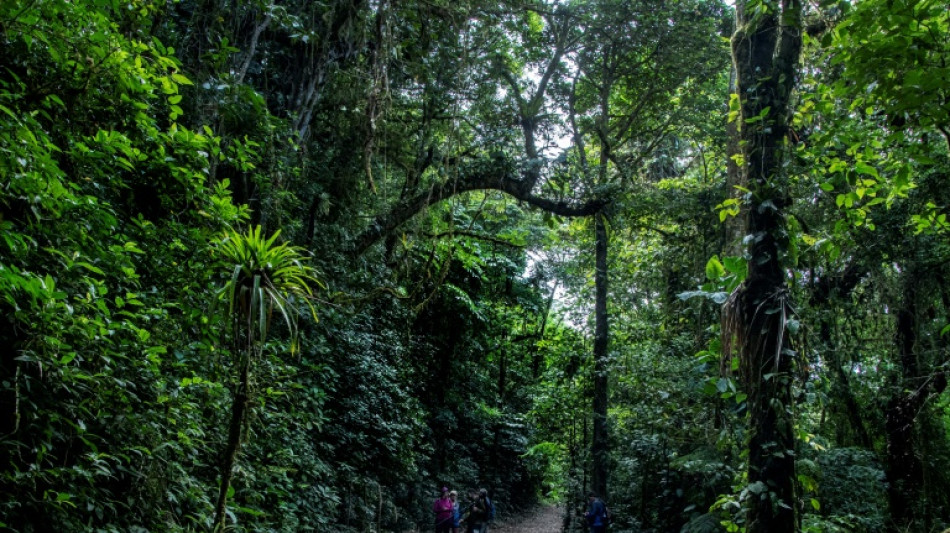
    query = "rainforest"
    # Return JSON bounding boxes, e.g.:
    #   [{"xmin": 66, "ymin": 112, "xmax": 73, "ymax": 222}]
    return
[{"xmin": 1, "ymin": 0, "xmax": 950, "ymax": 532}]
